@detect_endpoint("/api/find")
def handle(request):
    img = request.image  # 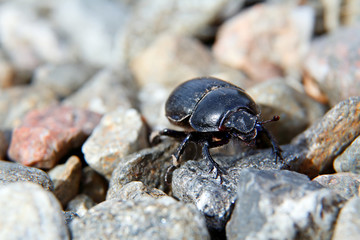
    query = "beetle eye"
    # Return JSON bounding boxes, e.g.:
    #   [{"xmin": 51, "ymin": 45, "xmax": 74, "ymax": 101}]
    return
[{"xmin": 224, "ymin": 110, "xmax": 256, "ymax": 133}]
